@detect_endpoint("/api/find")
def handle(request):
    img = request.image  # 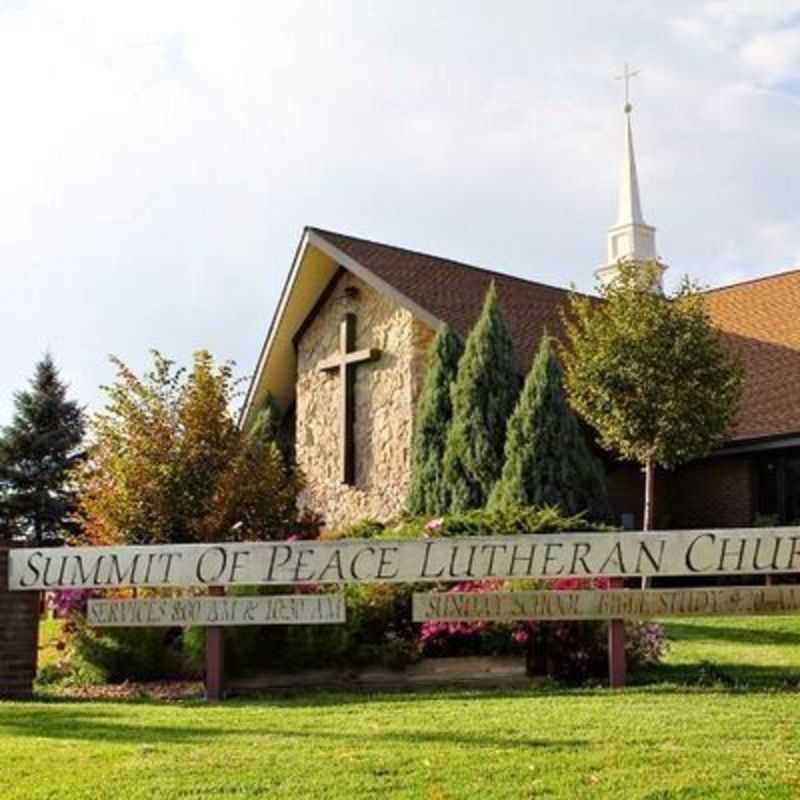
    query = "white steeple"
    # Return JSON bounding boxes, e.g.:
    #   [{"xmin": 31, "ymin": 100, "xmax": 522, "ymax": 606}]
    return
[{"xmin": 595, "ymin": 66, "xmax": 666, "ymax": 292}]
